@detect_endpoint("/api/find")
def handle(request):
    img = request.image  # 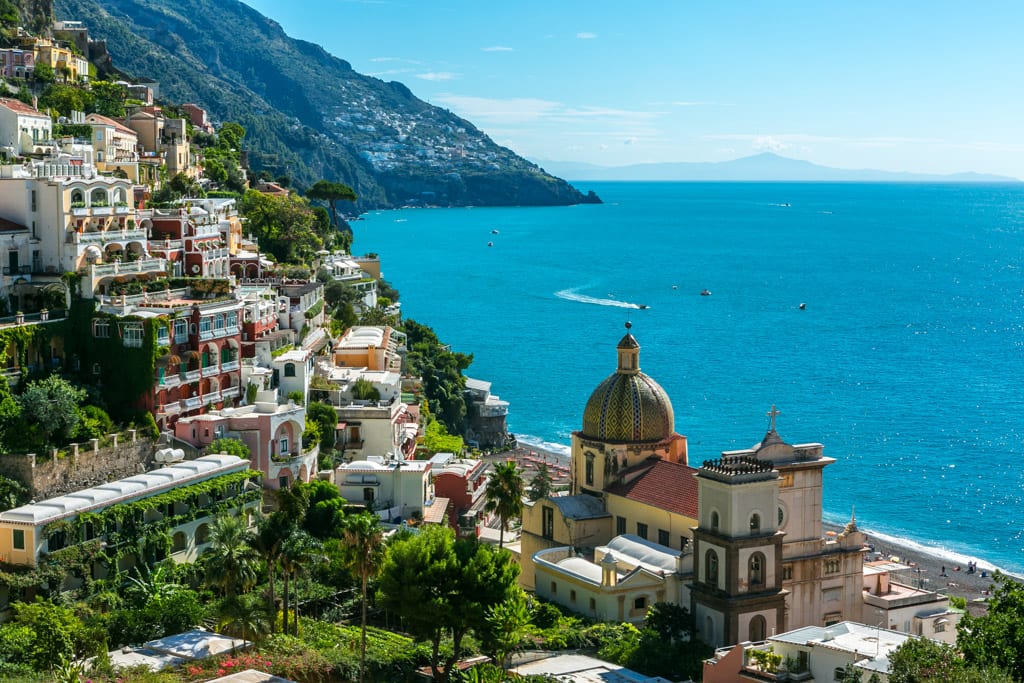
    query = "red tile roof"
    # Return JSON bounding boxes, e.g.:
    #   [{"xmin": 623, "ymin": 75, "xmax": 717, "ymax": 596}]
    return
[
  {"xmin": 605, "ymin": 459, "xmax": 699, "ymax": 518},
  {"xmin": 0, "ymin": 97, "xmax": 46, "ymax": 118},
  {"xmin": 0, "ymin": 216, "xmax": 28, "ymax": 233}
]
